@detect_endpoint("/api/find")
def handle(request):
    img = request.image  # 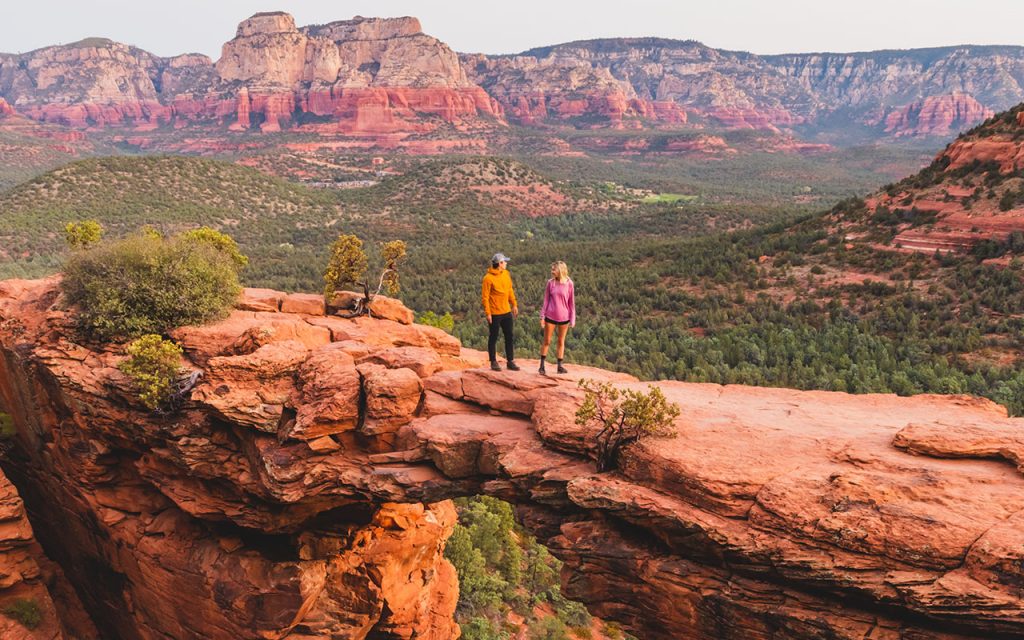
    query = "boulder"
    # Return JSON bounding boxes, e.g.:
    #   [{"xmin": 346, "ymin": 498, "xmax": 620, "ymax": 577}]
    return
[
  {"xmin": 358, "ymin": 364, "xmax": 424, "ymax": 435},
  {"xmin": 358, "ymin": 345, "xmax": 443, "ymax": 379},
  {"xmin": 281, "ymin": 292, "xmax": 325, "ymax": 316},
  {"xmin": 368, "ymin": 295, "xmax": 415, "ymax": 325},
  {"xmin": 289, "ymin": 343, "xmax": 361, "ymax": 440},
  {"xmin": 236, "ymin": 288, "xmax": 282, "ymax": 312},
  {"xmin": 191, "ymin": 340, "xmax": 308, "ymax": 431}
]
